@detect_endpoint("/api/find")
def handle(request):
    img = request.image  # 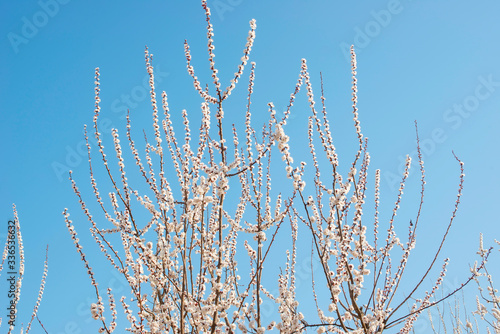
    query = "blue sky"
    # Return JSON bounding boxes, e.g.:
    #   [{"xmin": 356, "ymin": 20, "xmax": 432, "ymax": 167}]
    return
[{"xmin": 1, "ymin": 0, "xmax": 500, "ymax": 332}]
